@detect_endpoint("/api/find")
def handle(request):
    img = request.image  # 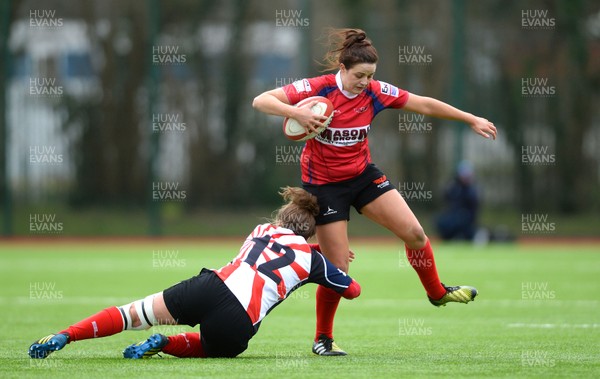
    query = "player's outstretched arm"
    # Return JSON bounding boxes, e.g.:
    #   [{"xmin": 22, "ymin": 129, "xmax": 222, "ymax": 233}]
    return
[{"xmin": 403, "ymin": 93, "xmax": 497, "ymax": 140}]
